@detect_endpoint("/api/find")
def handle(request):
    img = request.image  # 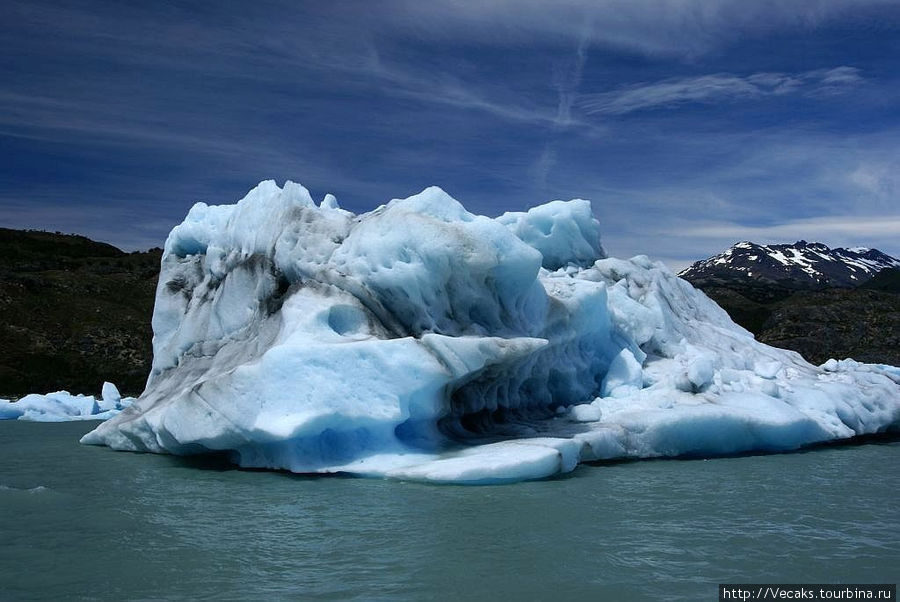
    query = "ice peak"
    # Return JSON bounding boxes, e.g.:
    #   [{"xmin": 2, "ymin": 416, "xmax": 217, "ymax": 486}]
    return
[
  {"xmin": 320, "ymin": 193, "xmax": 340, "ymax": 210},
  {"xmin": 281, "ymin": 180, "xmax": 316, "ymax": 208},
  {"xmin": 385, "ymin": 186, "xmax": 473, "ymax": 223}
]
